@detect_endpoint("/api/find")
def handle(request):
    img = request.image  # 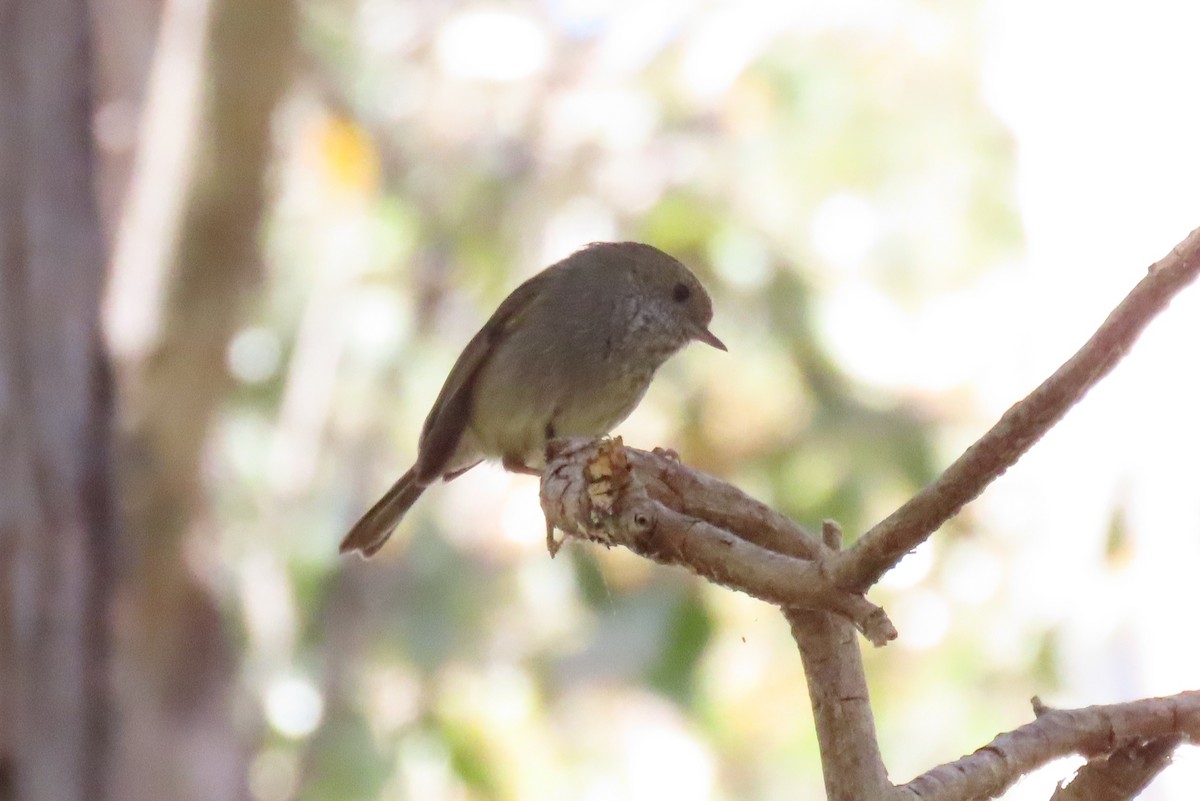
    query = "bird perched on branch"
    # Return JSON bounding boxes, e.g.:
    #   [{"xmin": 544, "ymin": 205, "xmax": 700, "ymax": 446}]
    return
[{"xmin": 339, "ymin": 241, "xmax": 725, "ymax": 558}]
